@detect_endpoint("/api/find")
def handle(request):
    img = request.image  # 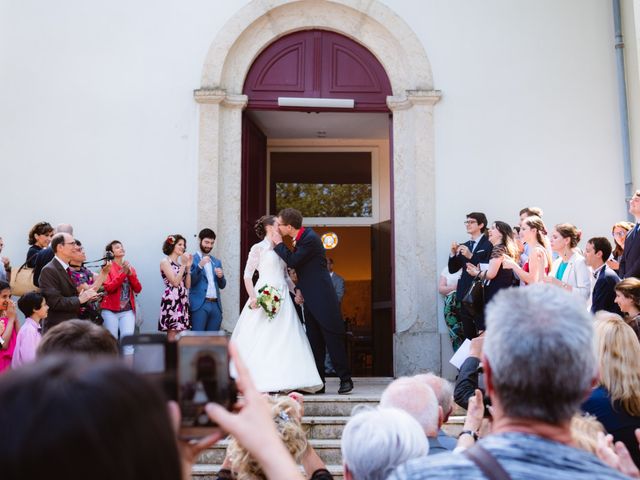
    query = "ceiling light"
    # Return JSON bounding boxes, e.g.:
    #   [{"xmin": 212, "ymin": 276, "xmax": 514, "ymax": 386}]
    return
[{"xmin": 278, "ymin": 97, "xmax": 355, "ymax": 109}]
